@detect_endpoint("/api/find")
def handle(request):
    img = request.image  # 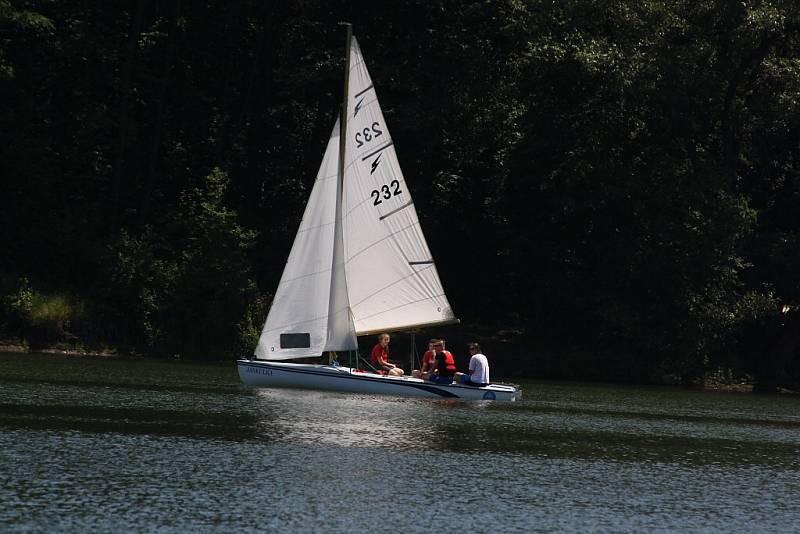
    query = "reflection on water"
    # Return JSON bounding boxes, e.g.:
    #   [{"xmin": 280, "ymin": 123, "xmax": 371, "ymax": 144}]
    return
[{"xmin": 2, "ymin": 353, "xmax": 800, "ymax": 532}]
